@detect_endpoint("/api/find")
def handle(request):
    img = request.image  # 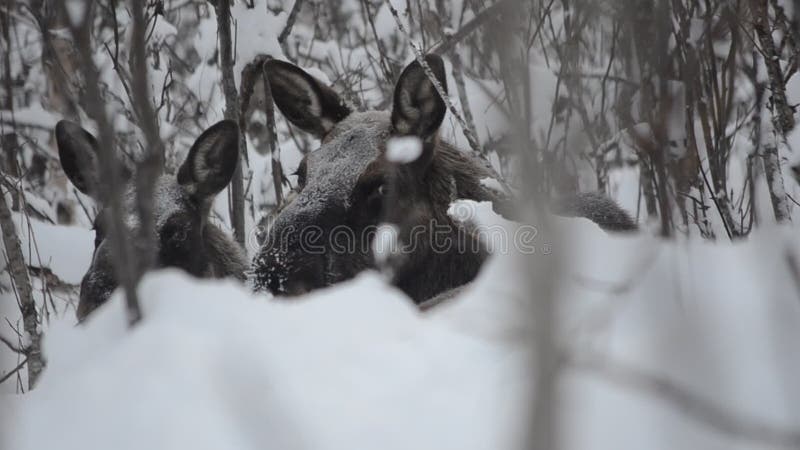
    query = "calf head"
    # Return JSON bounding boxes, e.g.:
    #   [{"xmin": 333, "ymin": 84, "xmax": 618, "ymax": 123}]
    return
[
  {"xmin": 253, "ymin": 55, "xmax": 484, "ymax": 301},
  {"xmin": 56, "ymin": 120, "xmax": 240, "ymax": 320}
]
